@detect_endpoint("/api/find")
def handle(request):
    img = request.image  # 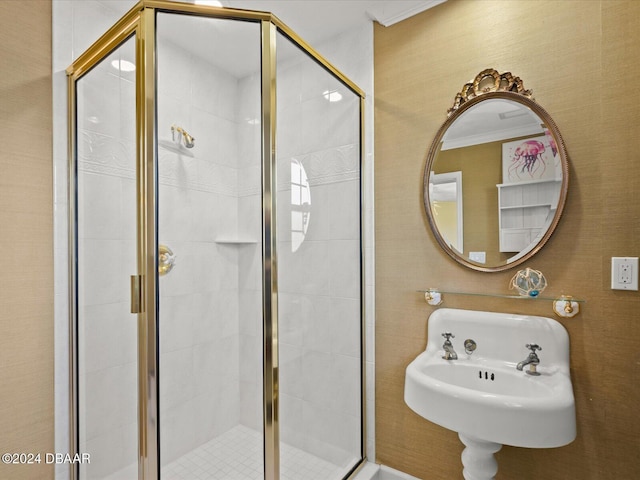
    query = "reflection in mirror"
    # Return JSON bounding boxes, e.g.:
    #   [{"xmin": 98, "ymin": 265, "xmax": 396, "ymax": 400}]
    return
[
  {"xmin": 423, "ymin": 70, "xmax": 569, "ymax": 272},
  {"xmin": 429, "ymin": 171, "xmax": 463, "ymax": 254}
]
